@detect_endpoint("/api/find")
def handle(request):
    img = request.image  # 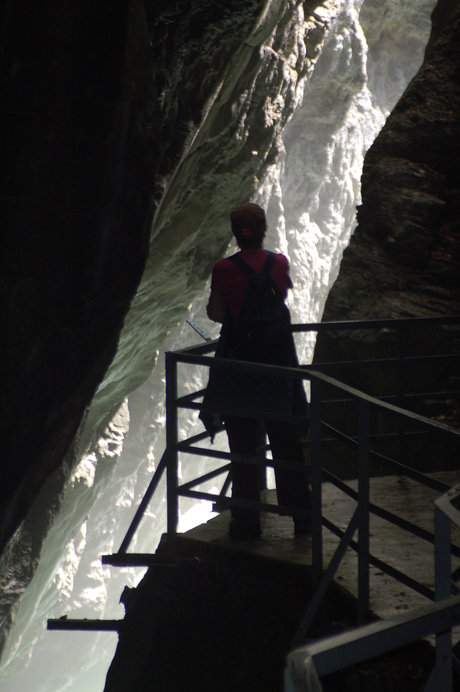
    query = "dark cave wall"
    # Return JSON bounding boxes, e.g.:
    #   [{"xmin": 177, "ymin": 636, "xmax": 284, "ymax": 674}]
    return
[
  {"xmin": 0, "ymin": 0, "xmax": 266, "ymax": 553},
  {"xmin": 3, "ymin": 0, "xmax": 459, "ymax": 556},
  {"xmin": 0, "ymin": 0, "xmax": 153, "ymax": 553}
]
